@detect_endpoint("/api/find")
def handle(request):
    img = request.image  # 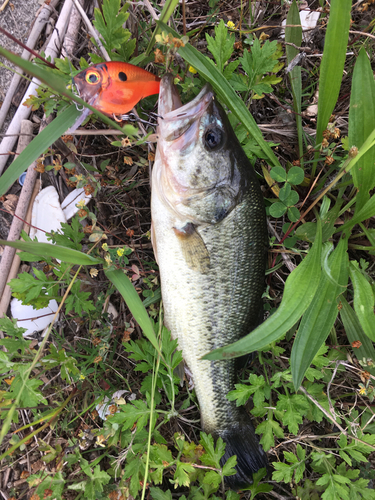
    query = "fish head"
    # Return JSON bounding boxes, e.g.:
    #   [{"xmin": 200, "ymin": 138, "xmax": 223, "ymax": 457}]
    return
[
  {"xmin": 73, "ymin": 63, "xmax": 111, "ymax": 114},
  {"xmin": 154, "ymin": 75, "xmax": 248, "ymax": 225}
]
